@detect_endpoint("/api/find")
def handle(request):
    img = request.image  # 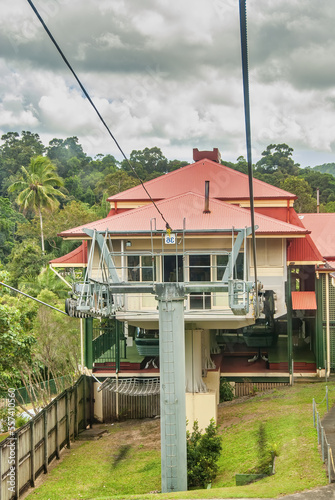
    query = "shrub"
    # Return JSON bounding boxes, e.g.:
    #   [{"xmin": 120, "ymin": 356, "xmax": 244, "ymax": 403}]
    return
[
  {"xmin": 220, "ymin": 379, "xmax": 234, "ymax": 402},
  {"xmin": 187, "ymin": 419, "xmax": 222, "ymax": 489}
]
